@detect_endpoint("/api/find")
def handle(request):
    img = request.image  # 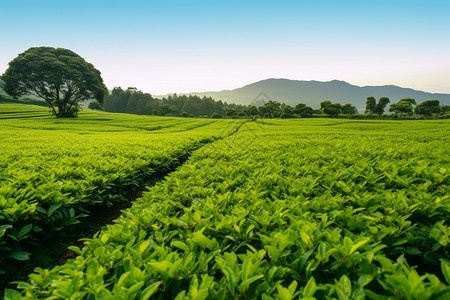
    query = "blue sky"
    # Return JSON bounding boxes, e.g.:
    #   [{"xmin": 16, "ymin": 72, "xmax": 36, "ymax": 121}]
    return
[{"xmin": 1, "ymin": 0, "xmax": 449, "ymax": 94}]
